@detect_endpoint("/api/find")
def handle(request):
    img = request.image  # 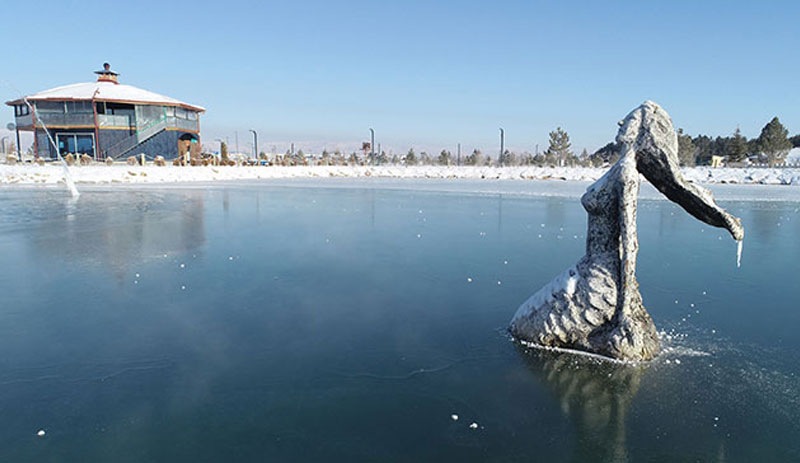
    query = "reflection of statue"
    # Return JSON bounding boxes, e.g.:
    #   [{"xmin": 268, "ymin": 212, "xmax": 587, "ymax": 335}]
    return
[
  {"xmin": 510, "ymin": 101, "xmax": 744, "ymax": 361},
  {"xmin": 519, "ymin": 346, "xmax": 645, "ymax": 462}
]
